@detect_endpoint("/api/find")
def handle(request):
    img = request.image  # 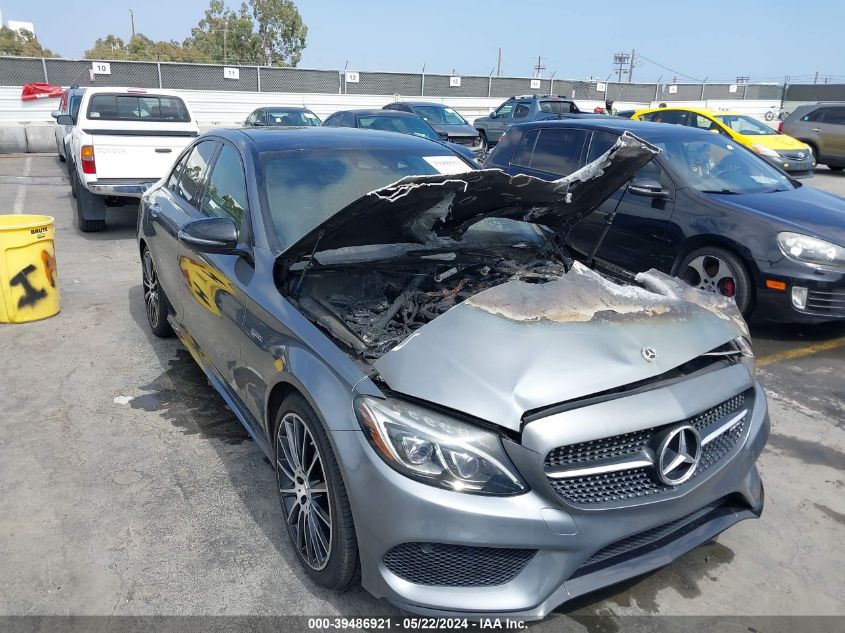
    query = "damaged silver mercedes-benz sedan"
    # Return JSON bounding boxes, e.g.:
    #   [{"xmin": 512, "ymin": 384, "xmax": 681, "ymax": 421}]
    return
[{"xmin": 138, "ymin": 126, "xmax": 768, "ymax": 619}]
